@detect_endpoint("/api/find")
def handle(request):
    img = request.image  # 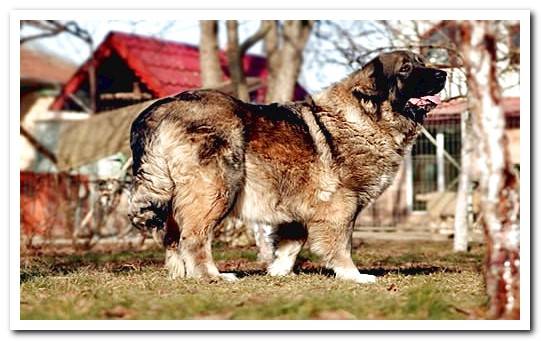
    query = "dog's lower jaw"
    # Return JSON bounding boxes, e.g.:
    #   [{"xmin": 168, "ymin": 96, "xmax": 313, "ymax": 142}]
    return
[{"xmin": 334, "ymin": 266, "xmax": 377, "ymax": 284}]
